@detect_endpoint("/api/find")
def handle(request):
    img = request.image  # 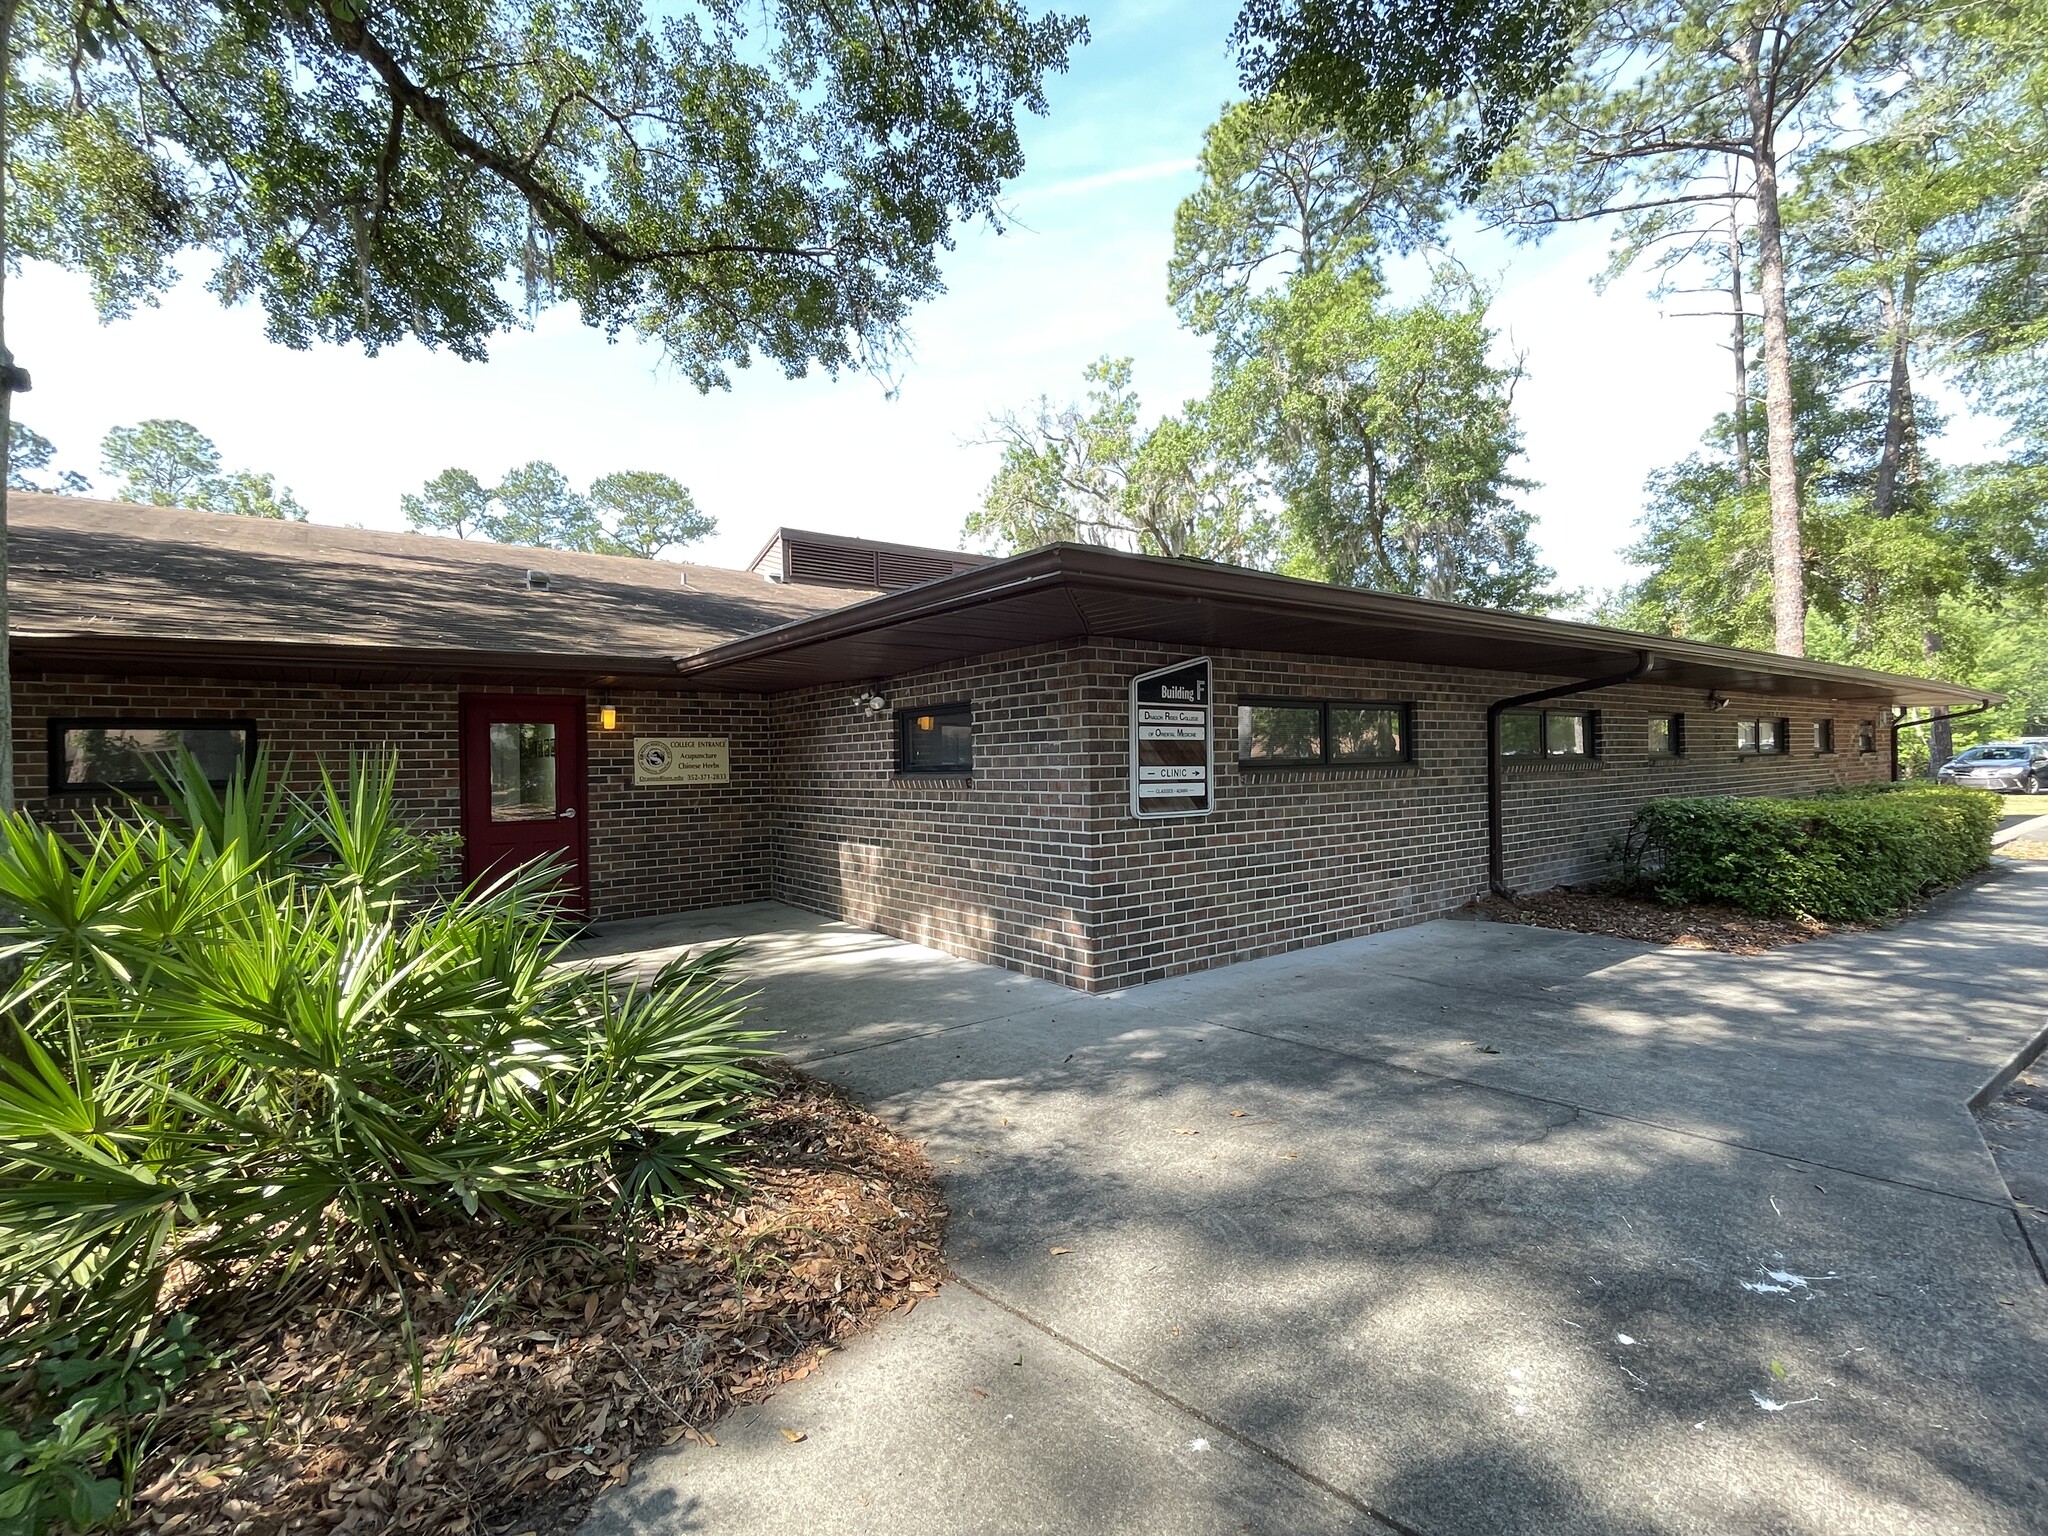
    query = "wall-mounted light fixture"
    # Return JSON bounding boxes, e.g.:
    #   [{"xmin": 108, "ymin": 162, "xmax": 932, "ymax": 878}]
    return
[
  {"xmin": 599, "ymin": 696, "xmax": 620, "ymax": 731},
  {"xmin": 1705, "ymin": 692, "xmax": 1731, "ymax": 712},
  {"xmin": 852, "ymin": 688, "xmax": 889, "ymax": 714}
]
